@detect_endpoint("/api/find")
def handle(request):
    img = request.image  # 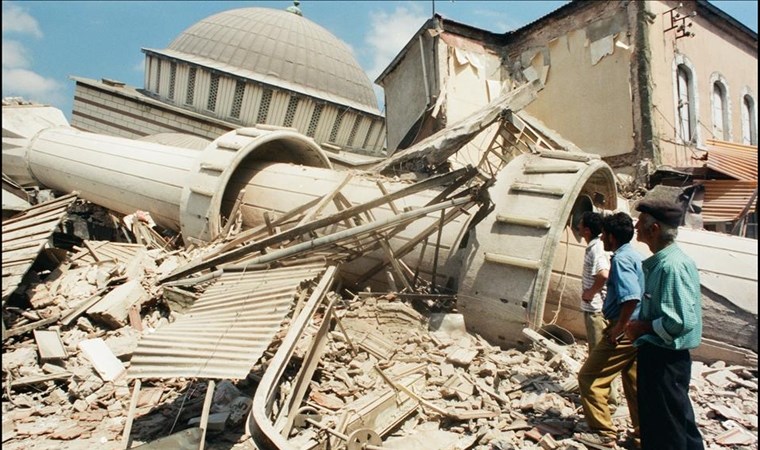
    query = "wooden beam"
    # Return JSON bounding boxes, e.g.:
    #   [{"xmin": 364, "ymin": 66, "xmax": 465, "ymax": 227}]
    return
[
  {"xmin": 122, "ymin": 378, "xmax": 141, "ymax": 449},
  {"xmin": 161, "ymin": 169, "xmax": 468, "ymax": 283}
]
